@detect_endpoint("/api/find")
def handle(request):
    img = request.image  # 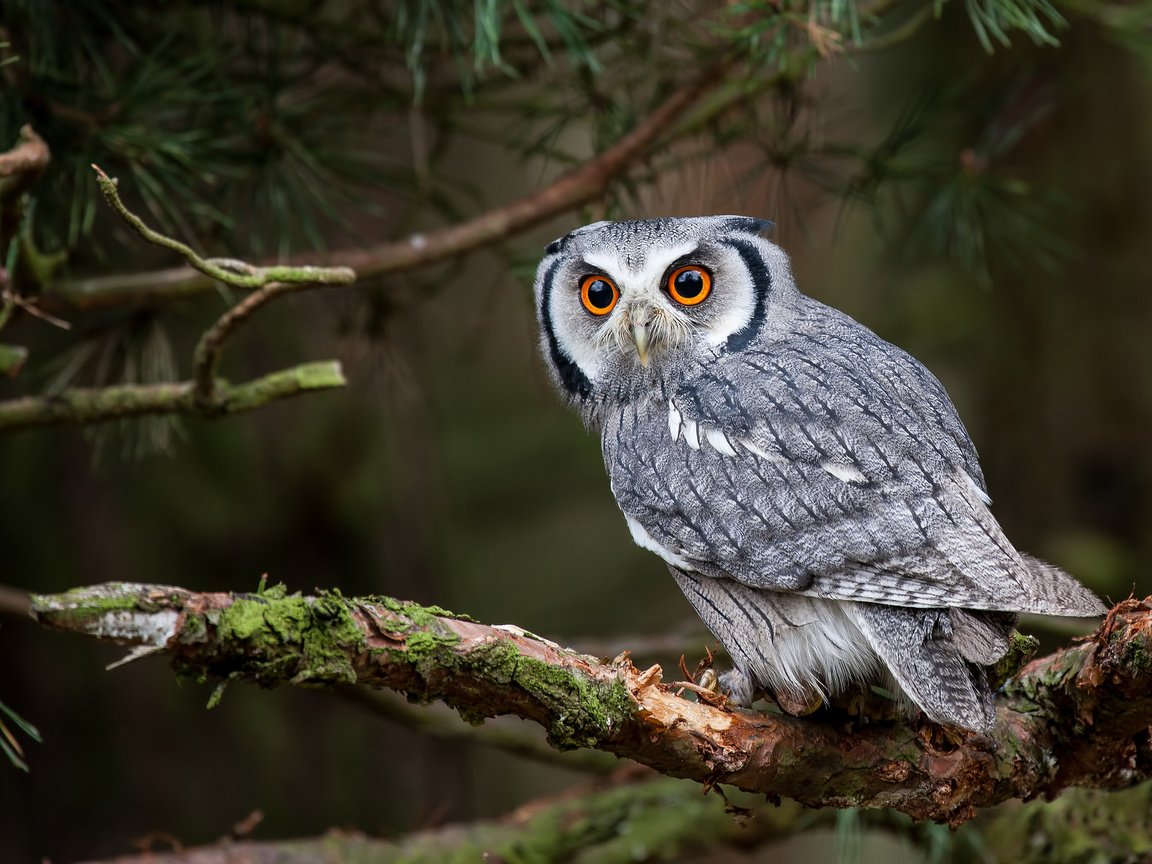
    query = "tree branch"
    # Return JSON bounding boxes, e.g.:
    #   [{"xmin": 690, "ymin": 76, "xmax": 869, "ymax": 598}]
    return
[
  {"xmin": 90, "ymin": 166, "xmax": 357, "ymax": 406},
  {"xmin": 66, "ymin": 775, "xmax": 881, "ymax": 864},
  {"xmin": 91, "ymin": 167, "xmax": 356, "ymax": 293},
  {"xmin": 31, "ymin": 582, "xmax": 1147, "ymax": 825},
  {"xmin": 48, "ymin": 62, "xmax": 729, "ymax": 310},
  {"xmin": 0, "ymin": 584, "xmax": 31, "ymax": 618},
  {"xmin": 0, "ymin": 361, "xmax": 346, "ymax": 429}
]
